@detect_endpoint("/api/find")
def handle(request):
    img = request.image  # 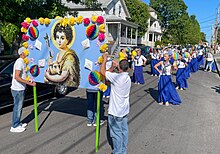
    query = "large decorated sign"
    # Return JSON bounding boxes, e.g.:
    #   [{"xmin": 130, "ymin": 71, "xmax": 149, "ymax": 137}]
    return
[{"xmin": 21, "ymin": 16, "xmax": 109, "ymax": 91}]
